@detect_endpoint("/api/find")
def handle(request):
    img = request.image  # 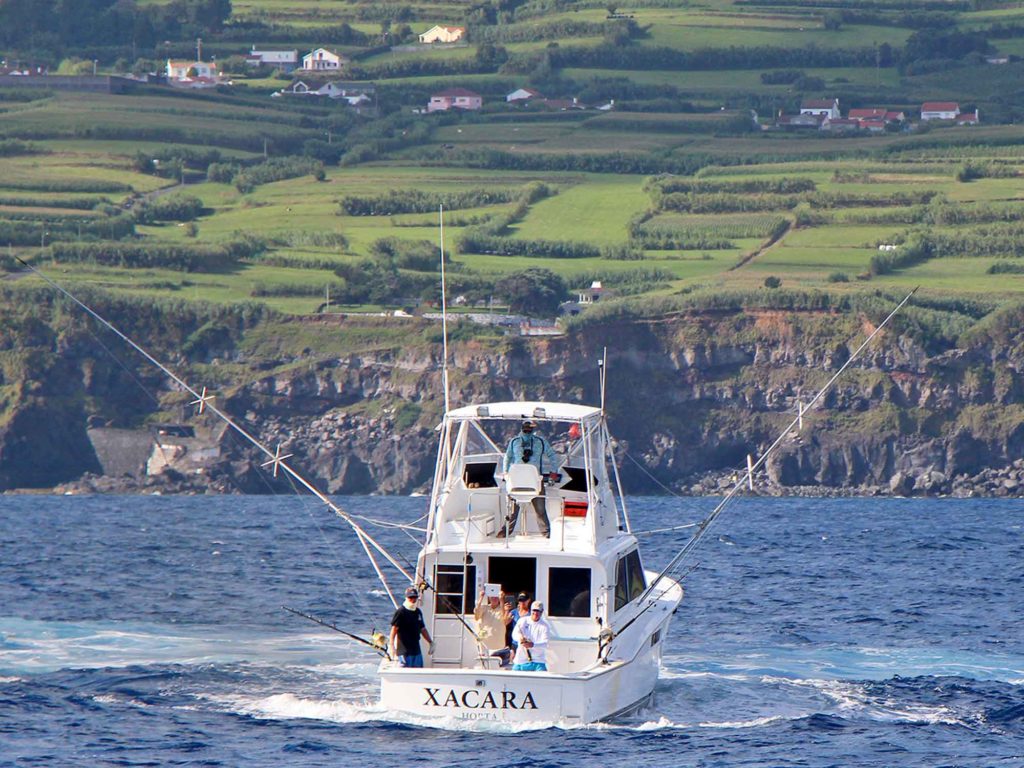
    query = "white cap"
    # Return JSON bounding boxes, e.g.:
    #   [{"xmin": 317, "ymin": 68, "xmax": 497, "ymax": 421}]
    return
[{"xmin": 530, "ymin": 601, "xmax": 544, "ymax": 612}]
